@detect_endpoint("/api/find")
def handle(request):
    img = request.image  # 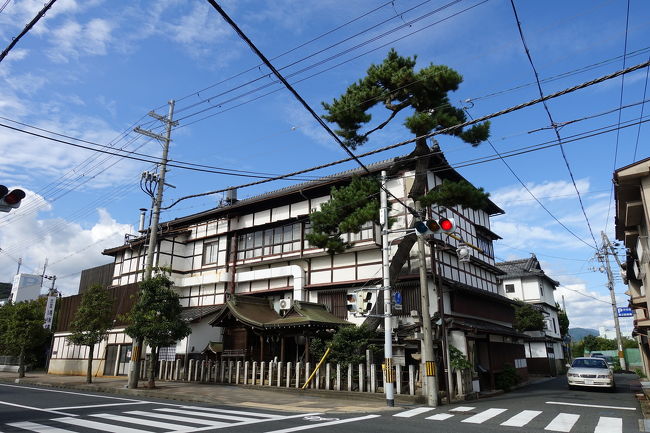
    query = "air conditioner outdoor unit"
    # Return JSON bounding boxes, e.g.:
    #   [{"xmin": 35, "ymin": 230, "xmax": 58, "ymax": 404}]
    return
[{"xmin": 279, "ymin": 298, "xmax": 292, "ymax": 310}]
